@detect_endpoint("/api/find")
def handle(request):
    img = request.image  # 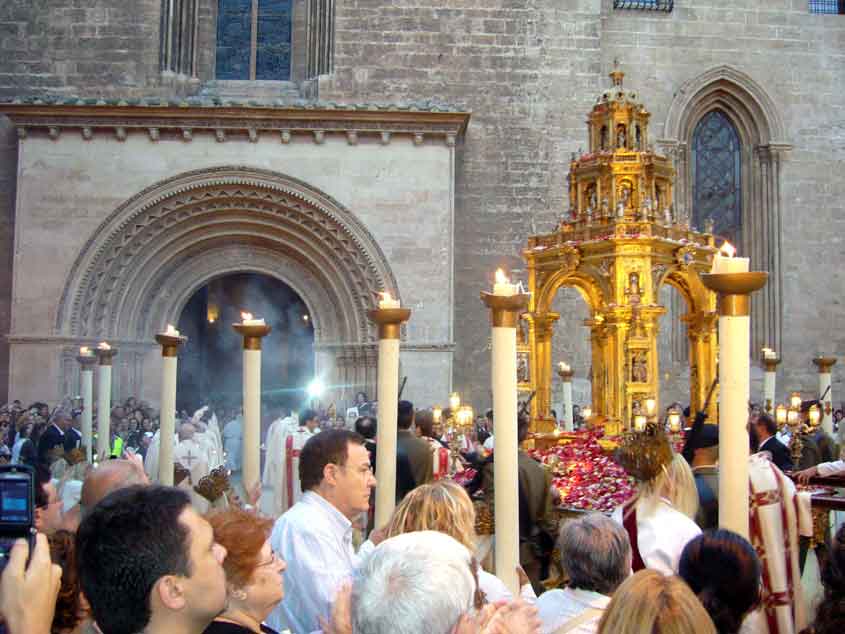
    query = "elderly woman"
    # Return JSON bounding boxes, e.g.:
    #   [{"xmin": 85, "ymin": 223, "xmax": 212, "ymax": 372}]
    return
[
  {"xmin": 537, "ymin": 513, "xmax": 632, "ymax": 634},
  {"xmin": 386, "ymin": 480, "xmax": 536, "ymax": 603},
  {"xmin": 204, "ymin": 508, "xmax": 287, "ymax": 634}
]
